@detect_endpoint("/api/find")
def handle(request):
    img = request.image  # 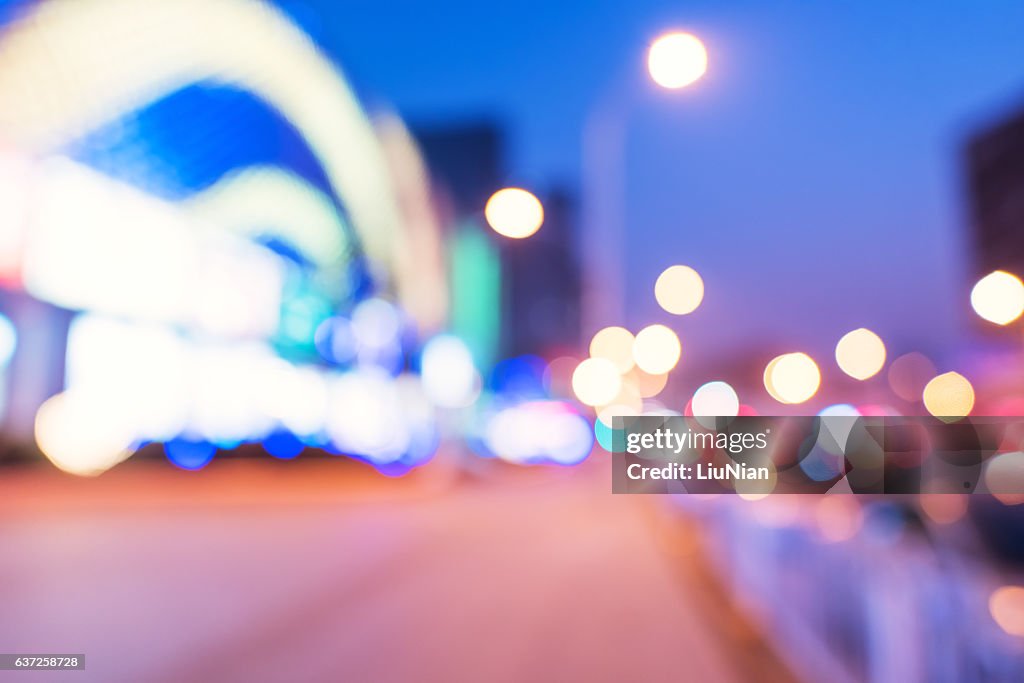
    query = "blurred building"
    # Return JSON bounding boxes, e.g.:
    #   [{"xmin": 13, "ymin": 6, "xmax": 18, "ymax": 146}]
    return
[
  {"xmin": 0, "ymin": 0, "xmax": 445, "ymax": 473},
  {"xmin": 965, "ymin": 103, "xmax": 1024, "ymax": 279},
  {"xmin": 500, "ymin": 187, "xmax": 581, "ymax": 357},
  {"xmin": 415, "ymin": 121, "xmax": 580, "ymax": 362}
]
